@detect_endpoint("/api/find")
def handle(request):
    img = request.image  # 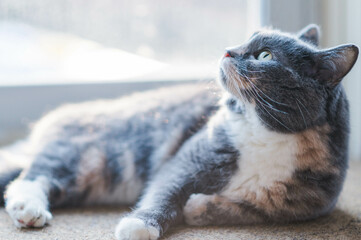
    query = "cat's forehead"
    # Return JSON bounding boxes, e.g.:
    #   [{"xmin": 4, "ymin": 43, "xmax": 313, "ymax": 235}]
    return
[
  {"xmin": 250, "ymin": 31, "xmax": 295, "ymax": 47},
  {"xmin": 247, "ymin": 29, "xmax": 314, "ymax": 51}
]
